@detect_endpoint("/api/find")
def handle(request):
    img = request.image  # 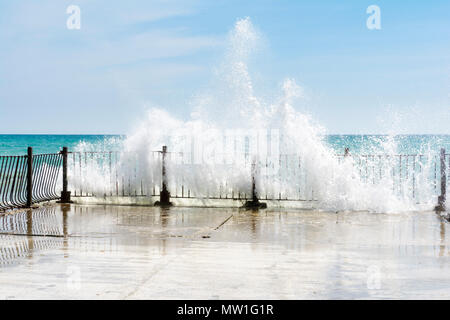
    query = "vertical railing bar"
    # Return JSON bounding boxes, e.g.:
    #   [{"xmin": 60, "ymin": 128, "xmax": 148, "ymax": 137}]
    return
[
  {"xmin": 6, "ymin": 157, "xmax": 15, "ymax": 207},
  {"xmin": 79, "ymin": 153, "xmax": 82, "ymax": 197},
  {"xmin": 43, "ymin": 154, "xmax": 55, "ymax": 200},
  {"xmin": 41, "ymin": 154, "xmax": 54, "ymax": 200},
  {"xmin": 45, "ymin": 154, "xmax": 57, "ymax": 199},
  {"xmin": 399, "ymin": 155, "xmax": 402, "ymax": 196},
  {"xmin": 109, "ymin": 152, "xmax": 112, "ymax": 196},
  {"xmin": 84, "ymin": 152, "xmax": 88, "ymax": 196},
  {"xmin": 72, "ymin": 152, "xmax": 76, "ymax": 196},
  {"xmin": 51, "ymin": 154, "xmax": 63, "ymax": 199},
  {"xmin": 437, "ymin": 148, "xmax": 446, "ymax": 211},
  {"xmin": 15, "ymin": 156, "xmax": 27, "ymax": 205},
  {"xmin": 41, "ymin": 154, "xmax": 53, "ymax": 200},
  {"xmin": 7, "ymin": 157, "xmax": 18, "ymax": 207},
  {"xmin": 33, "ymin": 155, "xmax": 46, "ymax": 202},
  {"xmin": 13, "ymin": 157, "xmax": 24, "ymax": 206},
  {"xmin": 0, "ymin": 157, "xmax": 8, "ymax": 208},
  {"xmin": 40, "ymin": 154, "xmax": 52, "ymax": 200},
  {"xmin": 9, "ymin": 157, "xmax": 20, "ymax": 206},
  {"xmin": 31, "ymin": 154, "xmax": 41, "ymax": 202},
  {"xmin": 3, "ymin": 157, "xmax": 14, "ymax": 207},
  {"xmin": 412, "ymin": 155, "xmax": 416, "ymax": 199},
  {"xmin": 434, "ymin": 156, "xmax": 437, "ymax": 192},
  {"xmin": 379, "ymin": 155, "xmax": 382, "ymax": 180},
  {"xmin": 115, "ymin": 152, "xmax": 119, "ymax": 196},
  {"xmin": 26, "ymin": 148, "xmax": 33, "ymax": 208}
]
